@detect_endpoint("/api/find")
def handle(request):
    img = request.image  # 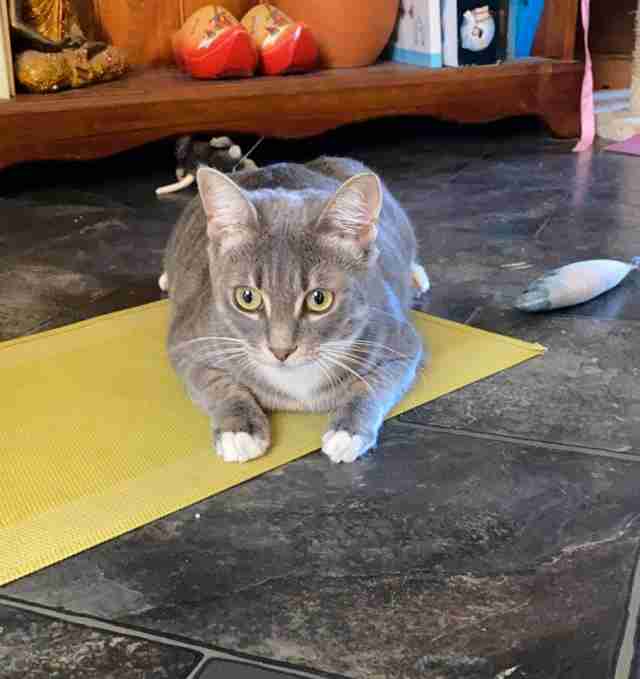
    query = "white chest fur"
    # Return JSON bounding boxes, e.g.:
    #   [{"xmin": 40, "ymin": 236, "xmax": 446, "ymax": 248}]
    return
[{"xmin": 254, "ymin": 361, "xmax": 327, "ymax": 405}]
